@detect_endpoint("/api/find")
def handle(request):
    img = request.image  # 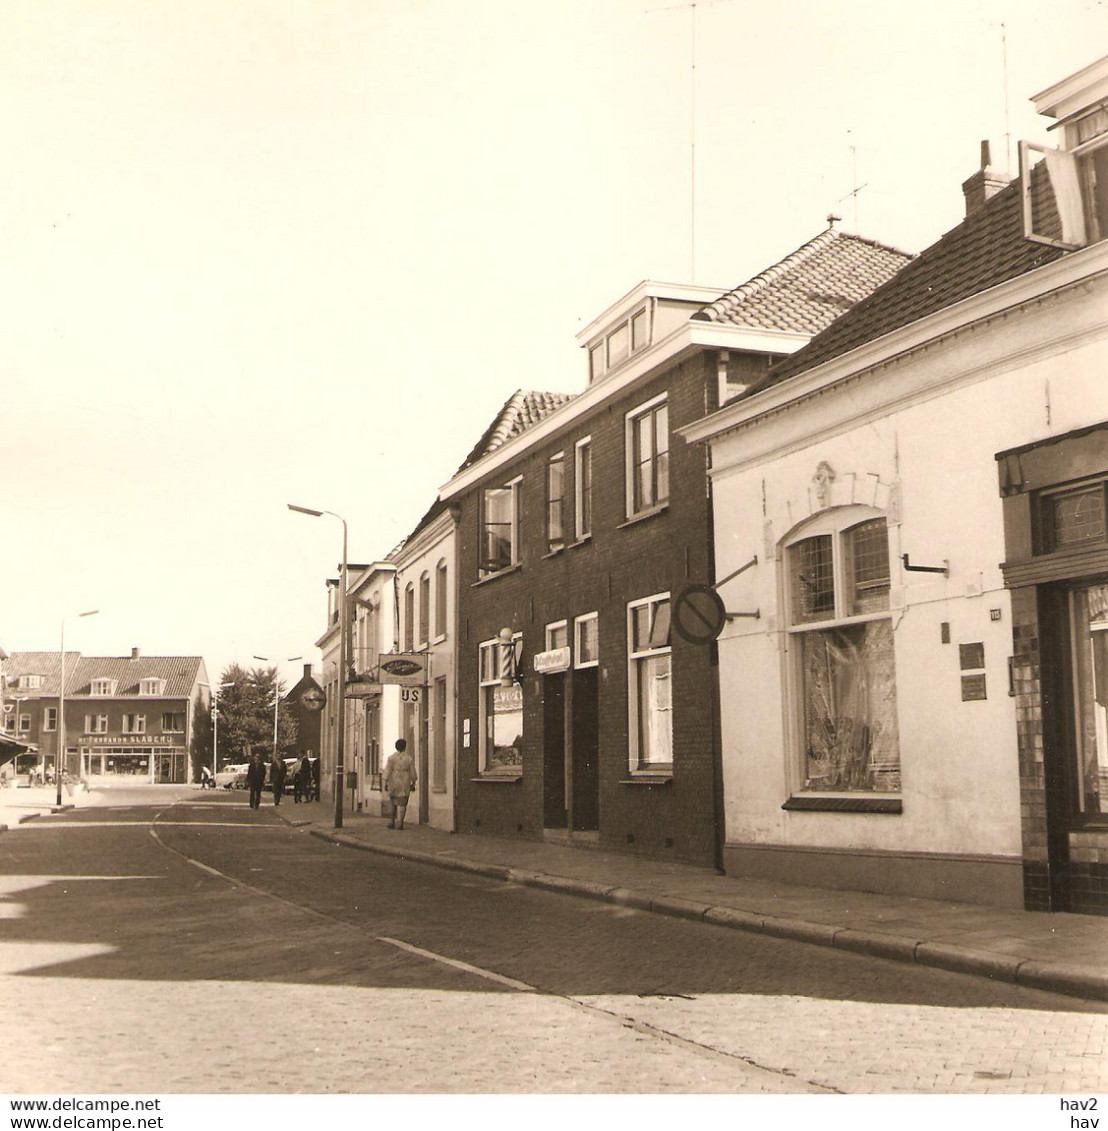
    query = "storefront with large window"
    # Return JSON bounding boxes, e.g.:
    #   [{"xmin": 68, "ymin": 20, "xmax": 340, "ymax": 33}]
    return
[{"xmin": 79, "ymin": 735, "xmax": 188, "ymax": 783}]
